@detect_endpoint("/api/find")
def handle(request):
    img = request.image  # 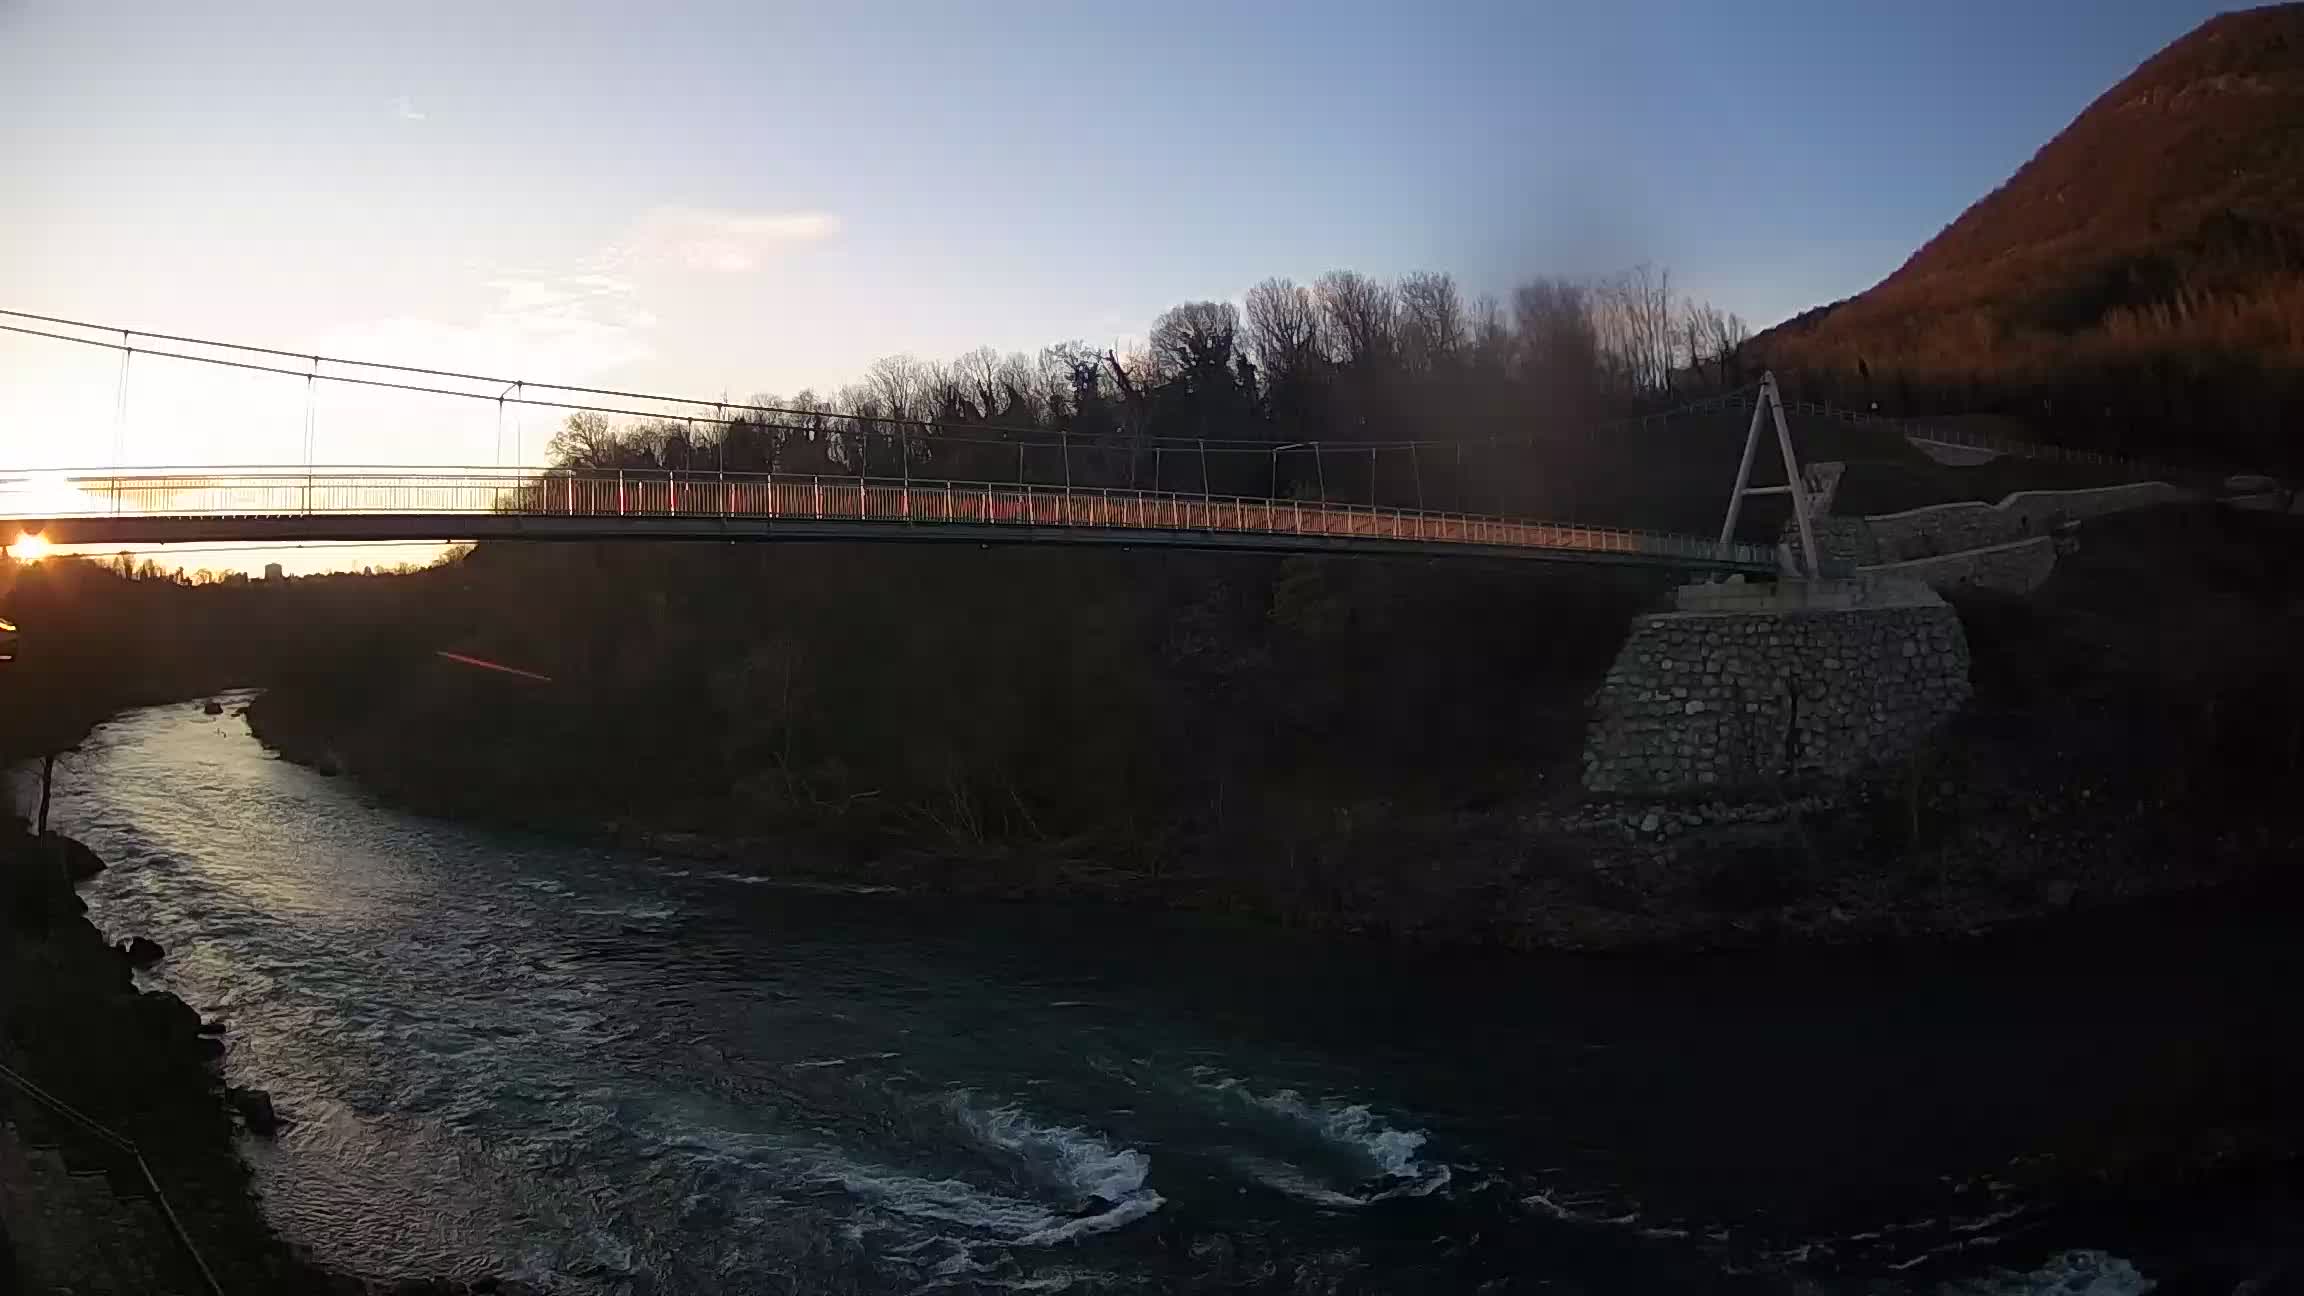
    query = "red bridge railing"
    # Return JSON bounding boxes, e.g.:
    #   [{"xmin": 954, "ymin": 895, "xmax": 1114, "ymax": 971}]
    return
[{"xmin": 0, "ymin": 468, "xmax": 1778, "ymax": 570}]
